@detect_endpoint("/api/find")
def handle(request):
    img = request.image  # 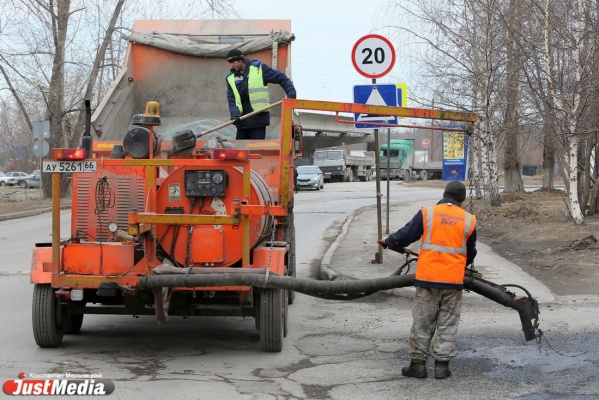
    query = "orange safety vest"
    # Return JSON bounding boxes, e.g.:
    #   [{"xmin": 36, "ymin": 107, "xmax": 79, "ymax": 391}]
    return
[{"xmin": 416, "ymin": 203, "xmax": 476, "ymax": 286}]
